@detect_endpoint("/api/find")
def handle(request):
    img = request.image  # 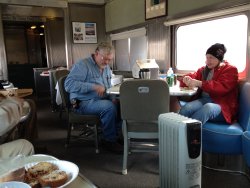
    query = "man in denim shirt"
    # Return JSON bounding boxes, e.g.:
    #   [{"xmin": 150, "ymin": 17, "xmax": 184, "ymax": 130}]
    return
[{"xmin": 65, "ymin": 42, "xmax": 122, "ymax": 153}]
